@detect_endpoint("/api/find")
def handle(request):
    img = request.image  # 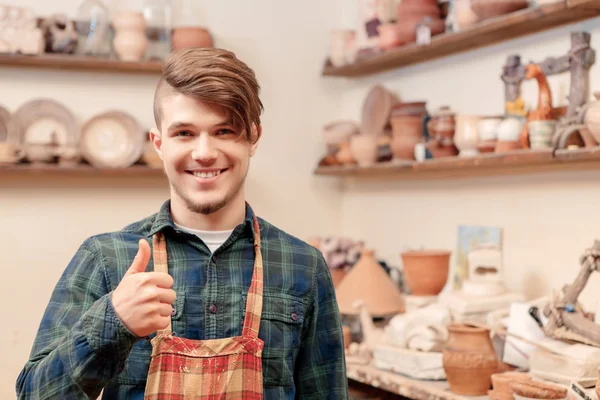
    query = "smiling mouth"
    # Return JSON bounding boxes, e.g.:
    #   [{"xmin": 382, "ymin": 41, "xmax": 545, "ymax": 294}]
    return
[{"xmin": 186, "ymin": 169, "xmax": 227, "ymax": 178}]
